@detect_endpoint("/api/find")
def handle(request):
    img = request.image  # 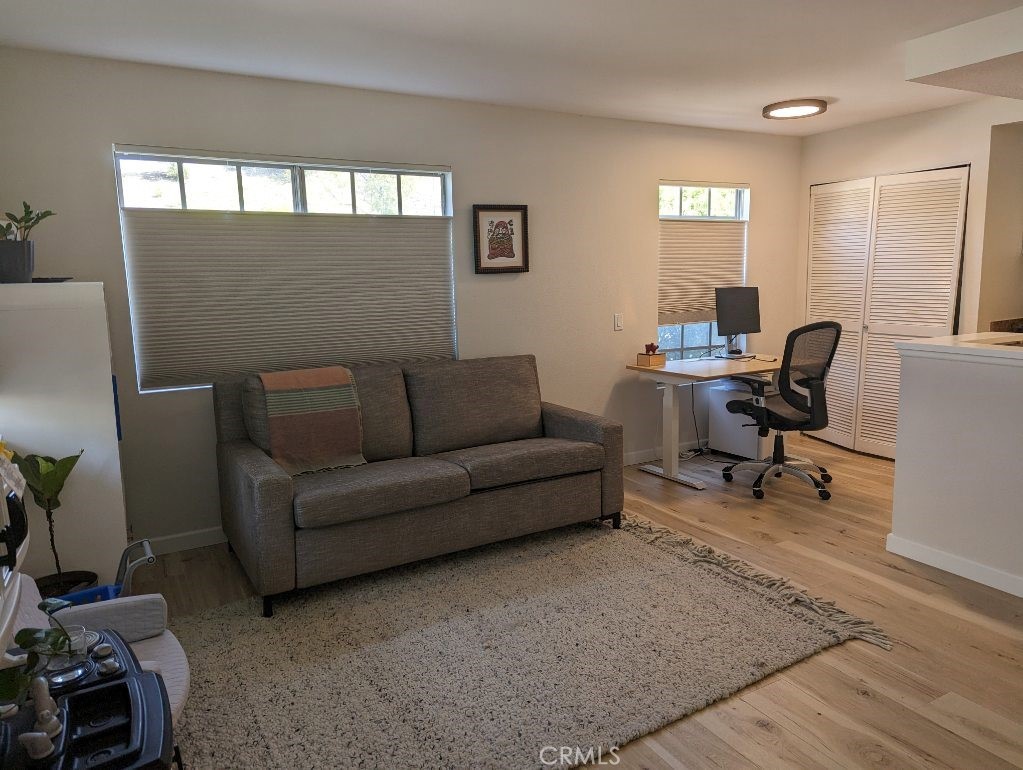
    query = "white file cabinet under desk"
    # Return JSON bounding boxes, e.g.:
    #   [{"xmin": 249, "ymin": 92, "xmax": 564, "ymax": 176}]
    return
[{"xmin": 708, "ymin": 381, "xmax": 773, "ymax": 460}]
